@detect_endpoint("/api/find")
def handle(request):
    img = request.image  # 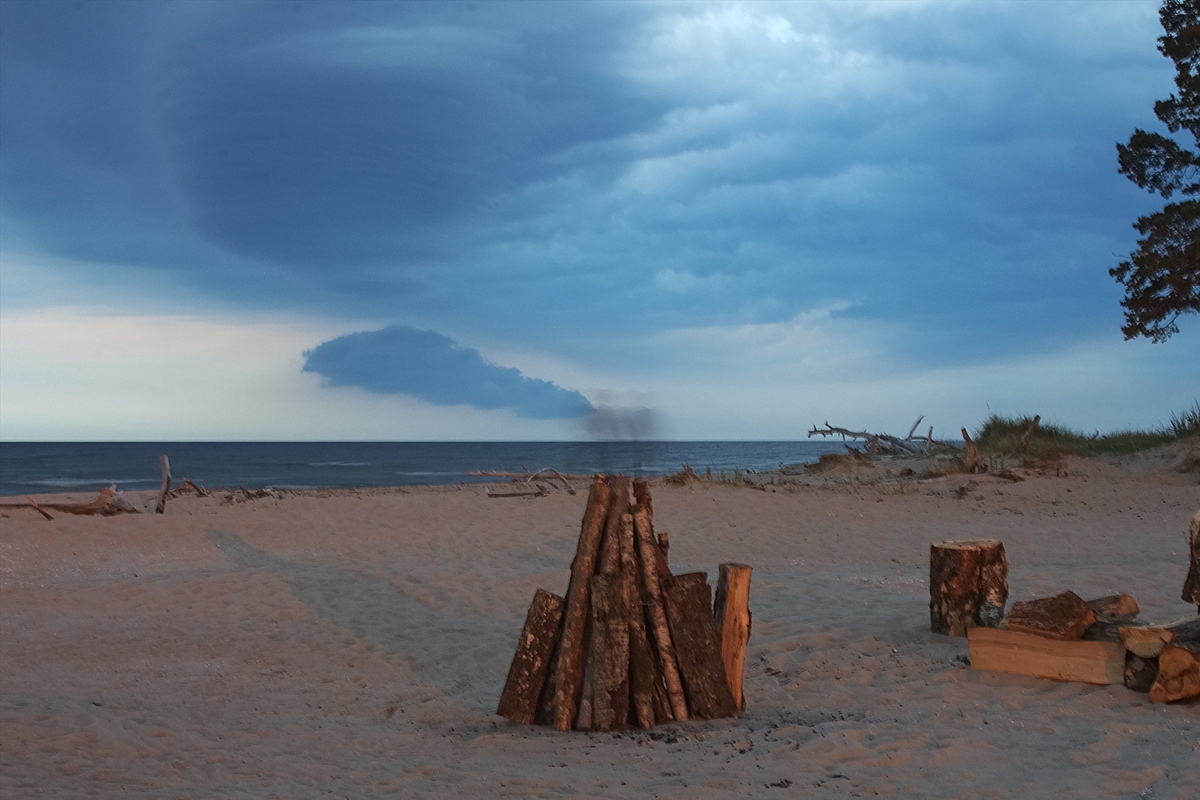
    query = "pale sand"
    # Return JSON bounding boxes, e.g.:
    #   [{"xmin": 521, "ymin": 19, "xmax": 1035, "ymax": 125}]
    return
[{"xmin": 1, "ymin": 459, "xmax": 1198, "ymax": 798}]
